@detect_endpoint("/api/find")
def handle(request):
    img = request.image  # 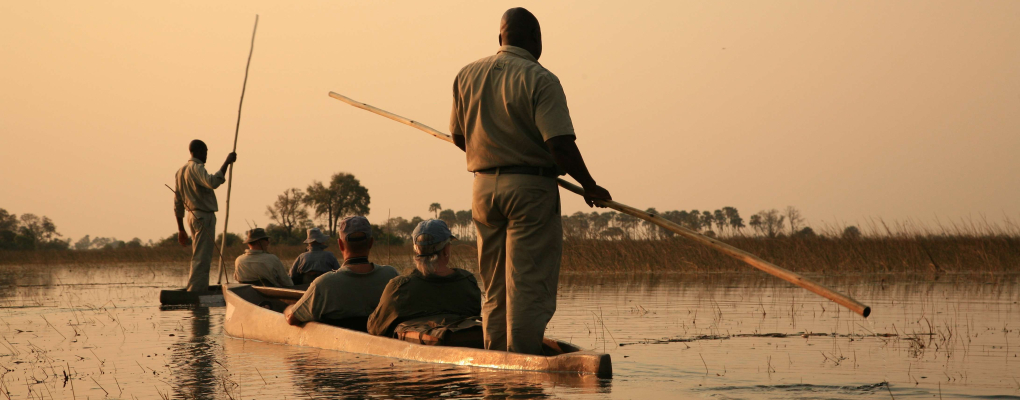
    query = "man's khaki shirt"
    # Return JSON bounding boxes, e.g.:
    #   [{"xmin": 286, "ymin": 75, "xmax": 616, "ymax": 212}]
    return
[
  {"xmin": 233, "ymin": 249, "xmax": 293, "ymax": 288},
  {"xmin": 450, "ymin": 45, "xmax": 576, "ymax": 172},
  {"xmin": 174, "ymin": 158, "xmax": 226, "ymax": 219}
]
